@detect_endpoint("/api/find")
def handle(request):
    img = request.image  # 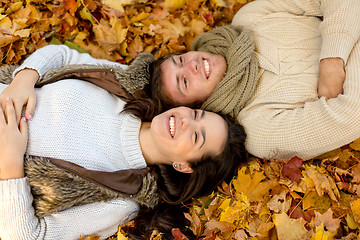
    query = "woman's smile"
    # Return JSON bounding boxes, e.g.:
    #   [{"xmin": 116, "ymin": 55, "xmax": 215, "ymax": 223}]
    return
[{"xmin": 169, "ymin": 115, "xmax": 176, "ymax": 138}]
